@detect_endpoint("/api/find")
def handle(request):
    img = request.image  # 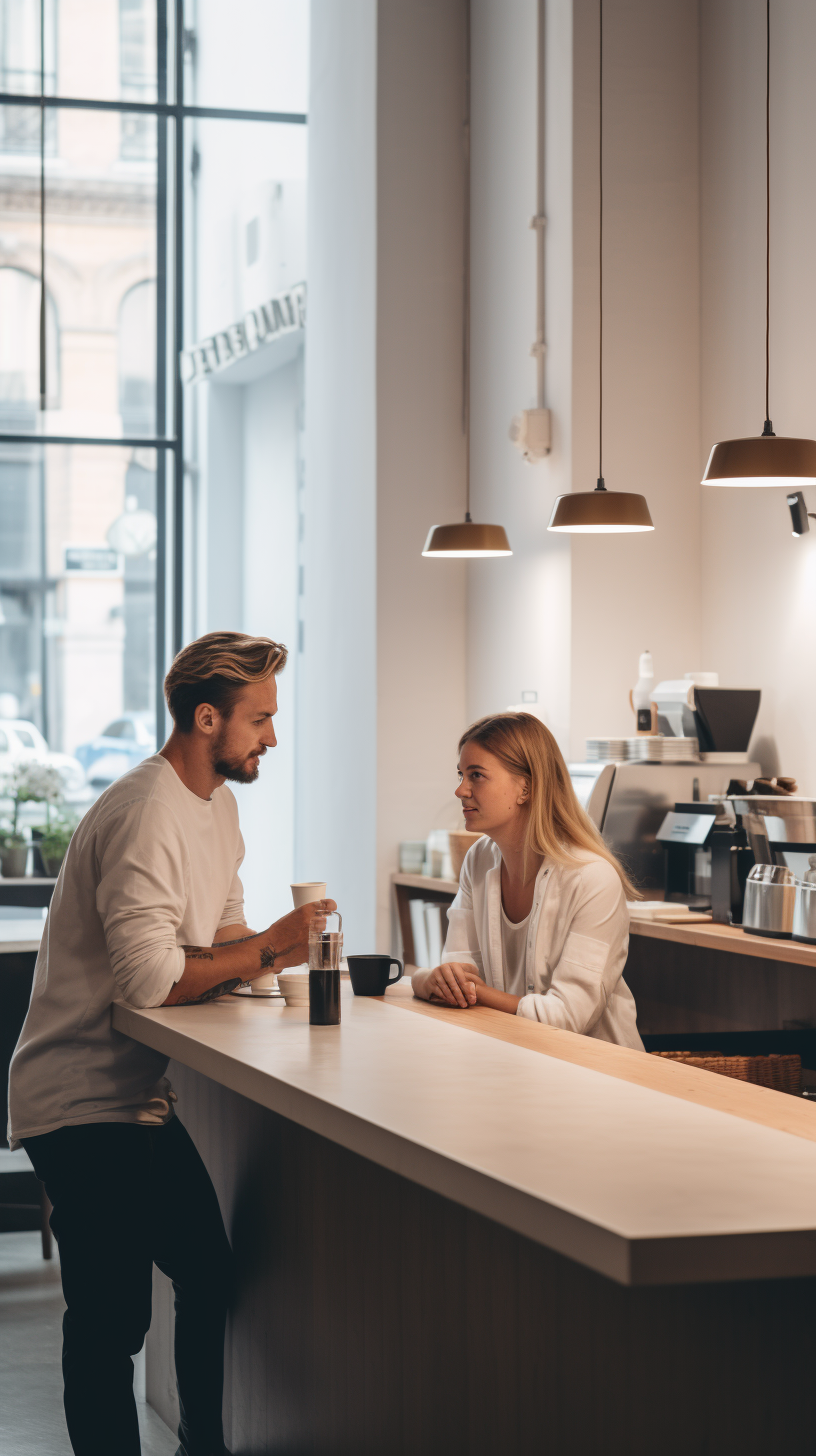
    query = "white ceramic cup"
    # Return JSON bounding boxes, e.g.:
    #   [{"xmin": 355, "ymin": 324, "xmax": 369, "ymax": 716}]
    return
[
  {"xmin": 276, "ymin": 968, "xmax": 311, "ymax": 1005},
  {"xmin": 291, "ymin": 881, "xmax": 327, "ymax": 909},
  {"xmin": 251, "ymin": 971, "xmax": 279, "ymax": 993}
]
